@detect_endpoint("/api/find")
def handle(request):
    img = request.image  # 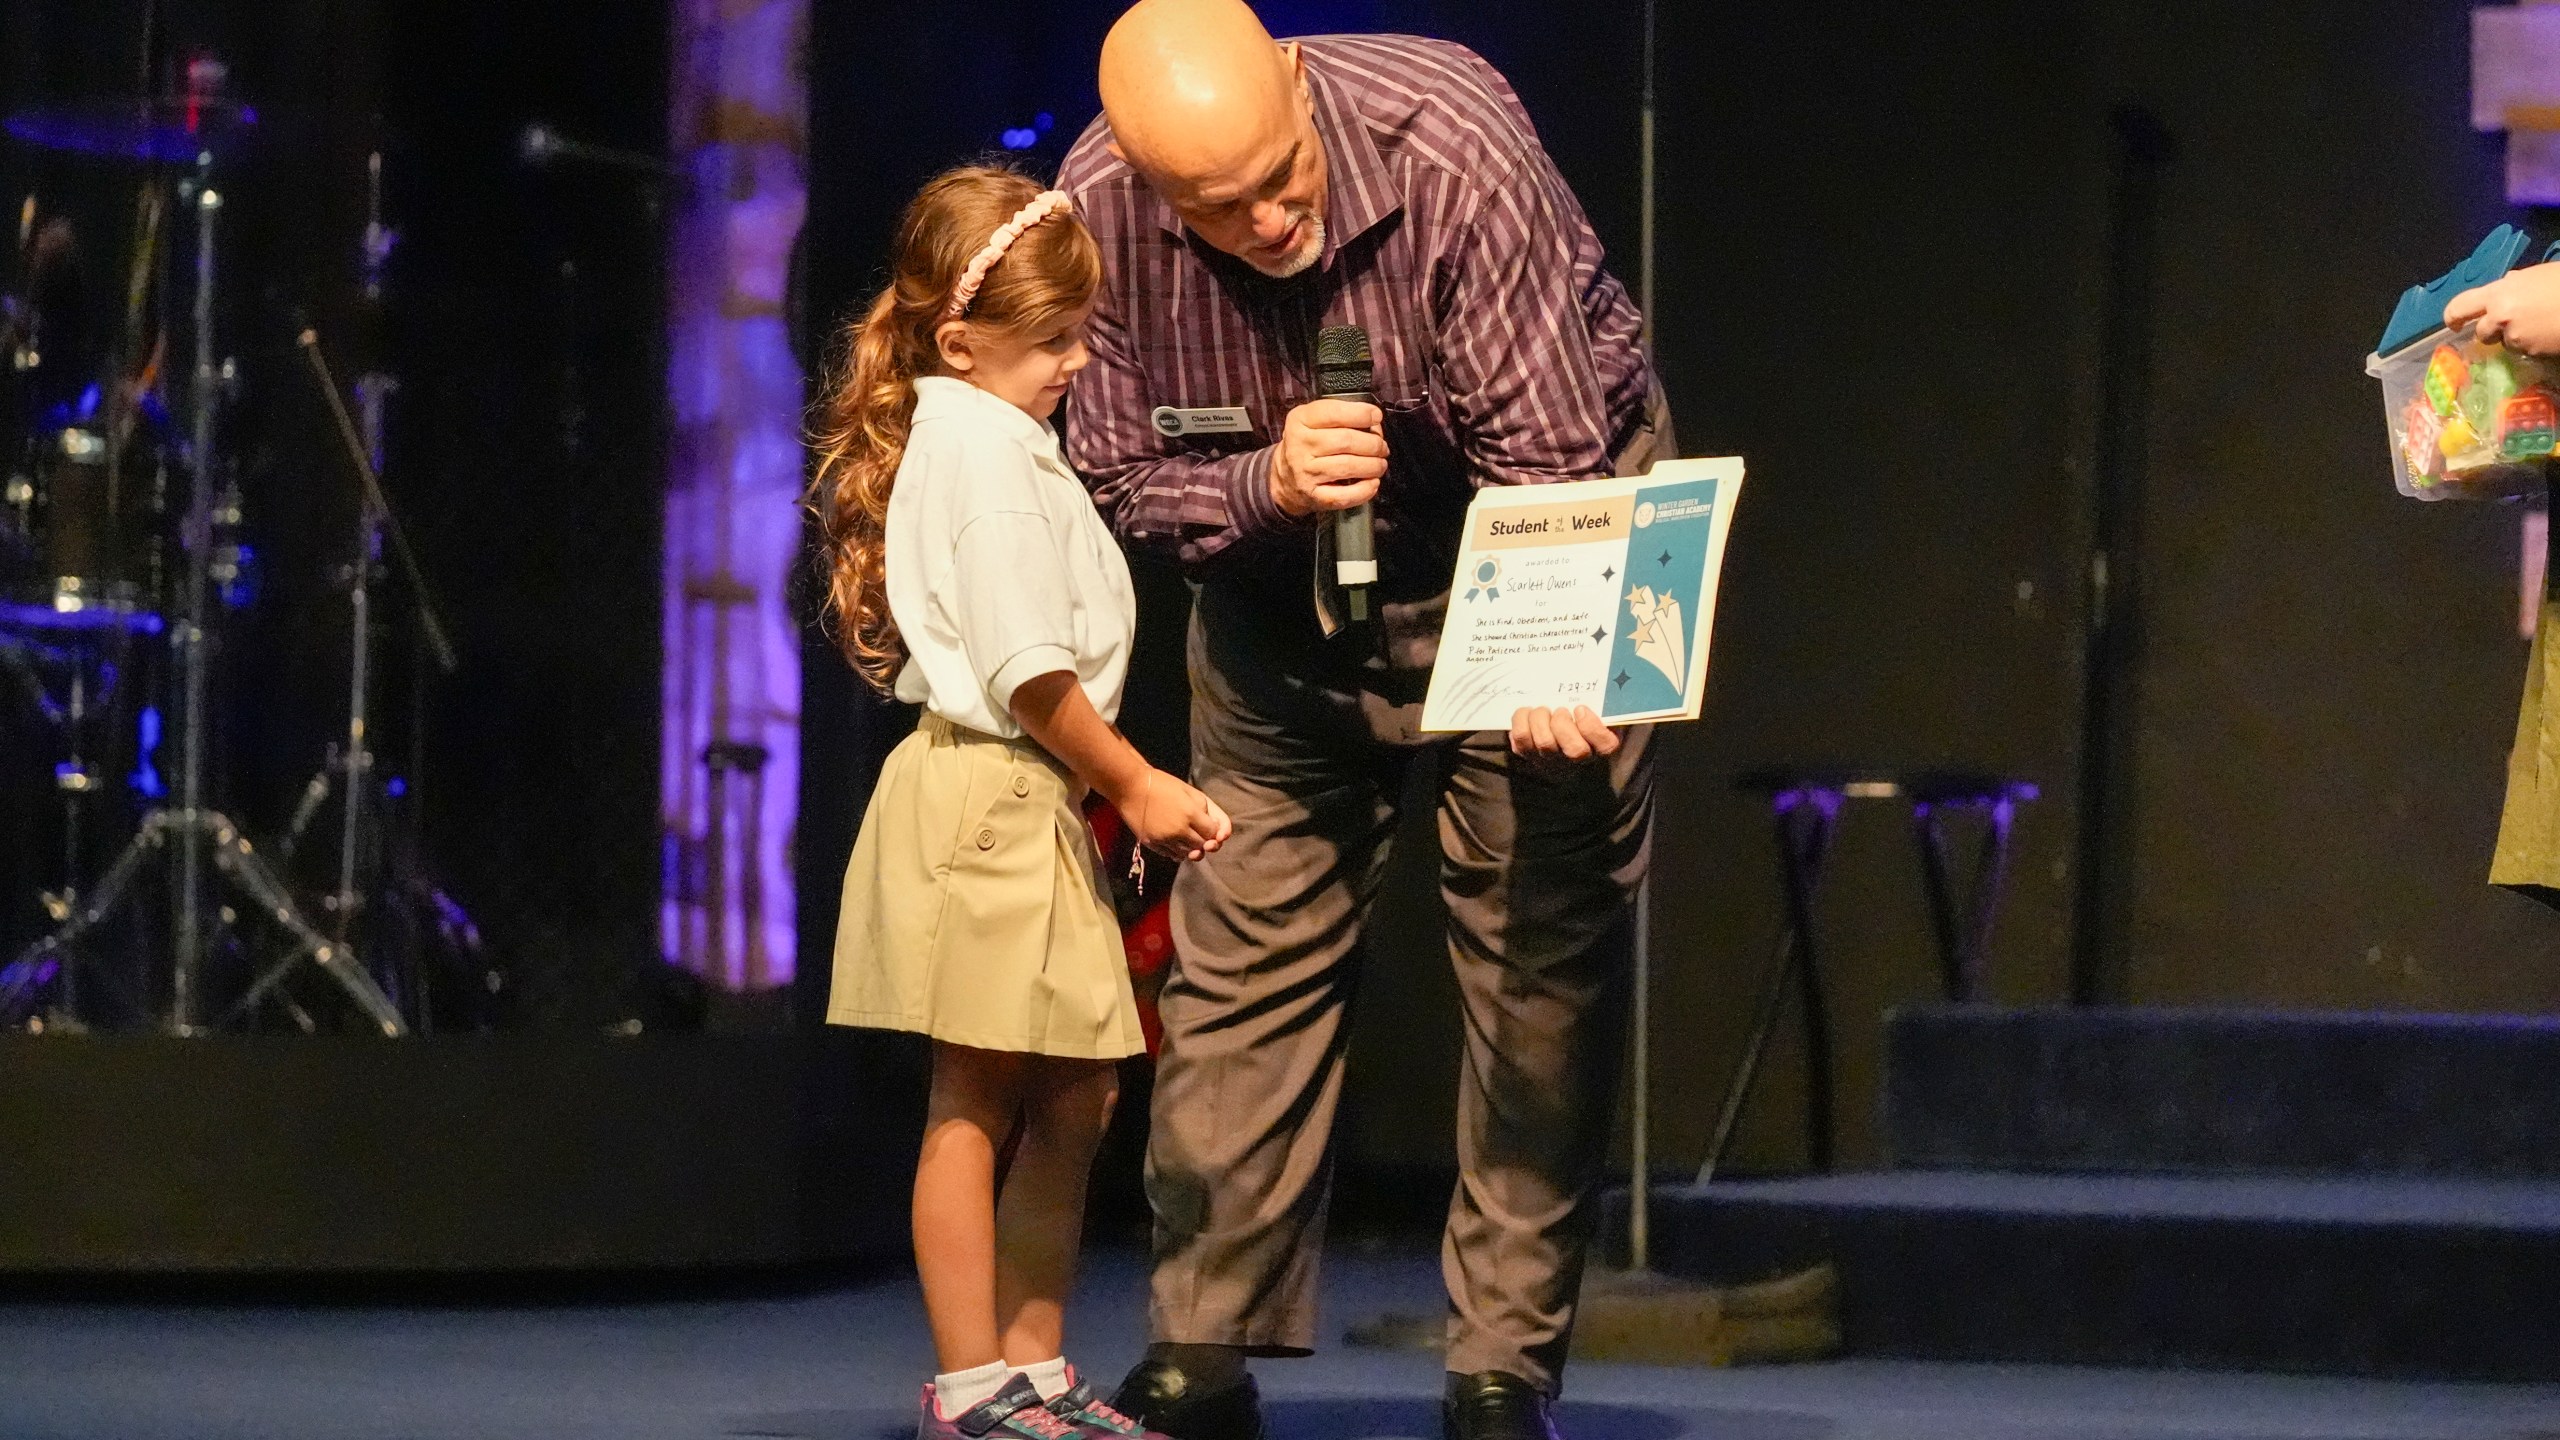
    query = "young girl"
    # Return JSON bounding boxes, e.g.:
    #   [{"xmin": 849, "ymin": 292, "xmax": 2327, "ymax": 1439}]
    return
[{"xmin": 809, "ymin": 164, "xmax": 1230, "ymax": 1440}]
